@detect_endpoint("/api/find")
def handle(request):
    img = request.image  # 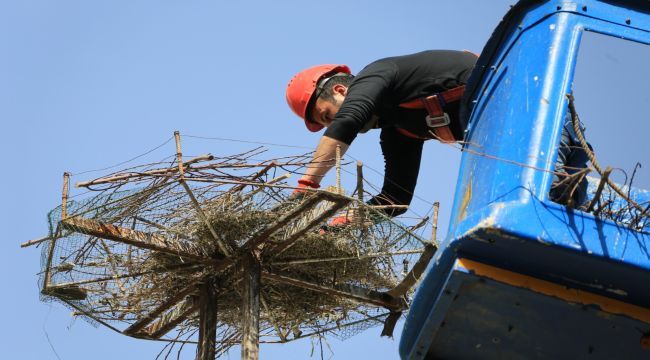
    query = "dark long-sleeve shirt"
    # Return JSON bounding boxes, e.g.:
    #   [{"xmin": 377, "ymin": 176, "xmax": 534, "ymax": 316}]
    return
[{"xmin": 323, "ymin": 50, "xmax": 477, "ymax": 215}]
